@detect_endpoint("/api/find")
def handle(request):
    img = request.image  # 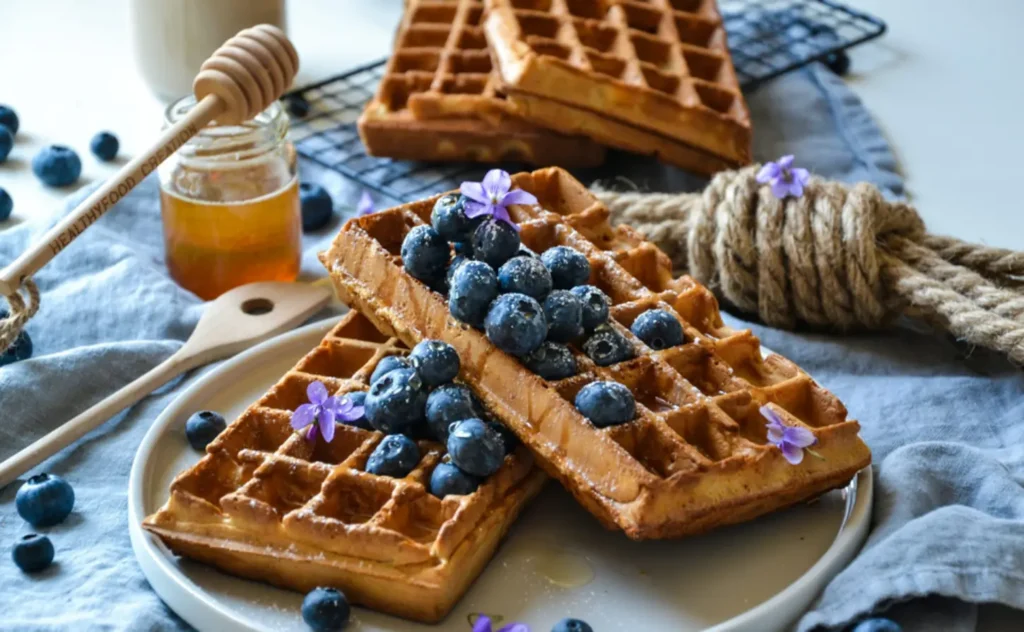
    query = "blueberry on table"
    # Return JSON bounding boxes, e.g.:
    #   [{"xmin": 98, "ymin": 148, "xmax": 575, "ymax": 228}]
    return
[
  {"xmin": 853, "ymin": 618, "xmax": 901, "ymax": 632},
  {"xmin": 485, "ymin": 293, "xmax": 547, "ymax": 357},
  {"xmin": 0, "ymin": 187, "xmax": 12, "ymax": 222},
  {"xmin": 15, "ymin": 473, "xmax": 75, "ymax": 527},
  {"xmin": 365, "ymin": 367, "xmax": 428, "ymax": 434},
  {"xmin": 12, "ymin": 534, "xmax": 54, "ymax": 574},
  {"xmin": 89, "ymin": 131, "xmax": 119, "ymax": 162},
  {"xmin": 401, "ymin": 225, "xmax": 450, "ymax": 284},
  {"xmin": 449, "ymin": 260, "xmax": 498, "ymax": 328},
  {"xmin": 471, "ymin": 217, "xmax": 520, "ymax": 269},
  {"xmin": 429, "ymin": 462, "xmax": 481, "ymax": 498},
  {"xmin": 299, "ymin": 182, "xmax": 334, "ymax": 232},
  {"xmin": 498, "ymin": 255, "xmax": 553, "ymax": 300},
  {"xmin": 543, "ymin": 290, "xmax": 585, "ymax": 343},
  {"xmin": 575, "ymin": 381, "xmax": 636, "ymax": 427},
  {"xmin": 32, "ymin": 145, "xmax": 81, "ymax": 187},
  {"xmin": 366, "ymin": 434, "xmax": 421, "ymax": 478},
  {"xmin": 409, "ymin": 340, "xmax": 460, "ymax": 386},
  {"xmin": 631, "ymin": 308, "xmax": 685, "ymax": 350},
  {"xmin": 522, "ymin": 341, "xmax": 577, "ymax": 380},
  {"xmin": 447, "ymin": 418, "xmax": 506, "ymax": 477},
  {"xmin": 284, "ymin": 94, "xmax": 311, "ymax": 118},
  {"xmin": 542, "ymin": 246, "xmax": 591, "ymax": 289},
  {"xmin": 301, "ymin": 587, "xmax": 351, "ymax": 632},
  {"xmin": 582, "ymin": 323, "xmax": 635, "ymax": 367},
  {"xmin": 552, "ymin": 618, "xmax": 593, "ymax": 632},
  {"xmin": 185, "ymin": 410, "xmax": 227, "ymax": 450},
  {"xmin": 0, "ymin": 330, "xmax": 32, "ymax": 366},
  {"xmin": 0, "ymin": 126, "xmax": 12, "ymax": 163},
  {"xmin": 570, "ymin": 285, "xmax": 610, "ymax": 330},
  {"xmin": 431, "ymin": 193, "xmax": 473, "ymax": 242},
  {"xmin": 426, "ymin": 384, "xmax": 480, "ymax": 442},
  {"xmin": 370, "ymin": 354, "xmax": 410, "ymax": 386},
  {"xmin": 0, "ymin": 105, "xmax": 19, "ymax": 135}
]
